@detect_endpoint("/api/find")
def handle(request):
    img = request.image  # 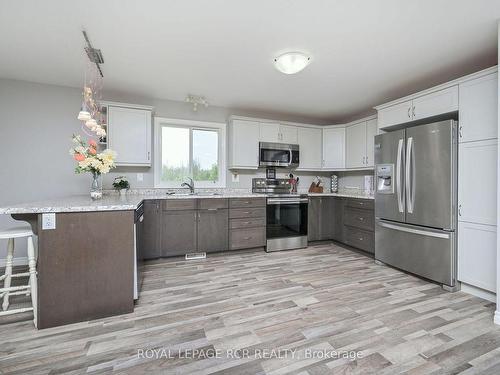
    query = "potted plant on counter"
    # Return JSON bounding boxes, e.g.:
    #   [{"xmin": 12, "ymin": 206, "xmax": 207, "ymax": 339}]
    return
[
  {"xmin": 70, "ymin": 135, "xmax": 116, "ymax": 200},
  {"xmin": 113, "ymin": 176, "xmax": 130, "ymax": 196}
]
